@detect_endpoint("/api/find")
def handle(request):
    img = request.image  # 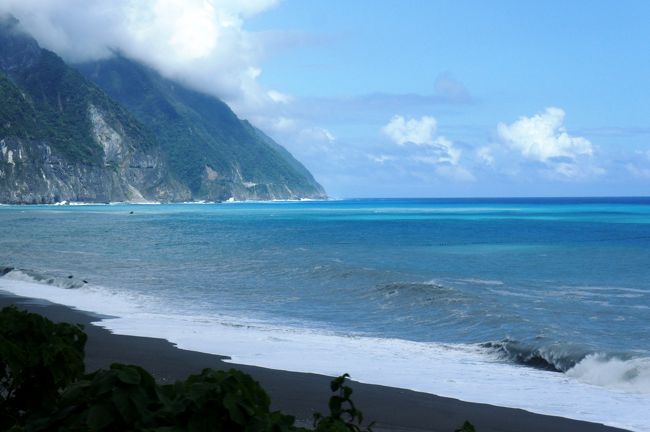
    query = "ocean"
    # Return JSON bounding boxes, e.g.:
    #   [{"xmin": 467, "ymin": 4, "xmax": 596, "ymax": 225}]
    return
[{"xmin": 1, "ymin": 198, "xmax": 649, "ymax": 431}]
